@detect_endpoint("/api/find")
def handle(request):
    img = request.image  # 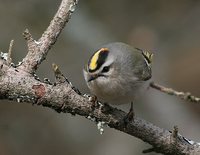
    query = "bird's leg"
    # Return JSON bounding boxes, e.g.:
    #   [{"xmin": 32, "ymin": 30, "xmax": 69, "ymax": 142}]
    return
[{"xmin": 123, "ymin": 102, "xmax": 134, "ymax": 126}]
